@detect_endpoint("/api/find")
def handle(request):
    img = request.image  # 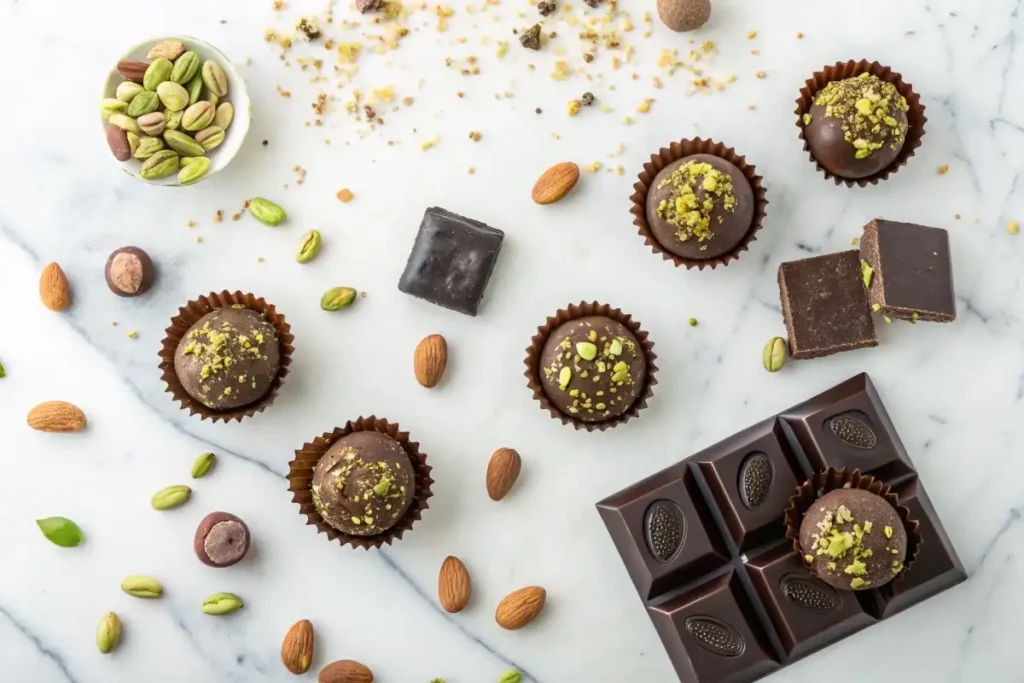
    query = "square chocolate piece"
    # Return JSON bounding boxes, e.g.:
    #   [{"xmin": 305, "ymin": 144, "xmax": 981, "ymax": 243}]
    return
[
  {"xmin": 860, "ymin": 219, "xmax": 956, "ymax": 322},
  {"xmin": 778, "ymin": 250, "xmax": 878, "ymax": 360},
  {"xmin": 398, "ymin": 207, "xmax": 504, "ymax": 316}
]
